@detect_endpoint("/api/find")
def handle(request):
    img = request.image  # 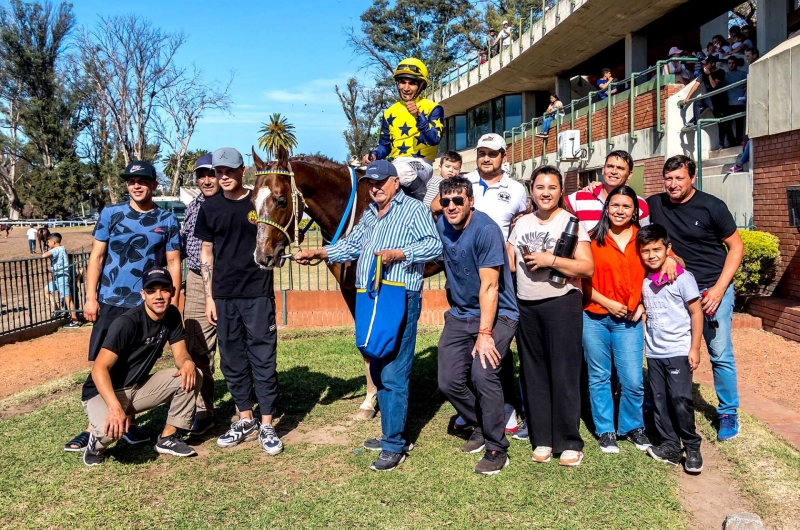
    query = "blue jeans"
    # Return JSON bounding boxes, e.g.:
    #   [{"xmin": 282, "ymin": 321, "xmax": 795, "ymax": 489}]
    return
[
  {"xmin": 541, "ymin": 116, "xmax": 554, "ymax": 134},
  {"xmin": 704, "ymin": 284, "xmax": 739, "ymax": 415},
  {"xmin": 582, "ymin": 312, "xmax": 645, "ymax": 435},
  {"xmin": 370, "ymin": 290, "xmax": 422, "ymax": 453}
]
